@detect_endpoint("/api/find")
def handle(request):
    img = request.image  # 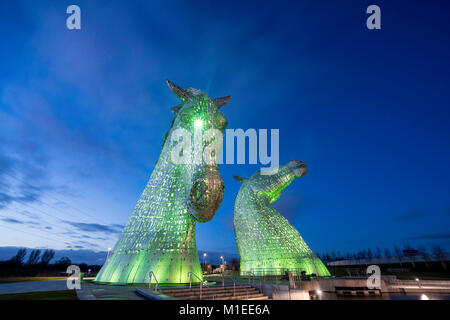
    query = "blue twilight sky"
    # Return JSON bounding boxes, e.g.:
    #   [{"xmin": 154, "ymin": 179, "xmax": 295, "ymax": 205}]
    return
[{"xmin": 0, "ymin": 0, "xmax": 449, "ymax": 260}]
